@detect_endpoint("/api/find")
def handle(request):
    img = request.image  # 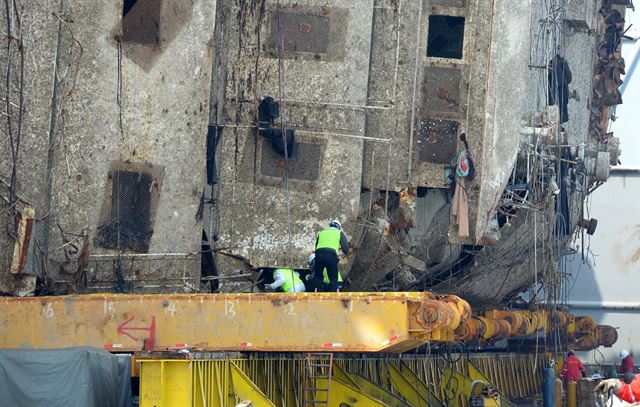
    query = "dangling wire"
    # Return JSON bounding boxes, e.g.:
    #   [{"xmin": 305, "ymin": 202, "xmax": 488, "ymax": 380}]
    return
[
  {"xmin": 275, "ymin": 1, "xmax": 293, "ymax": 263},
  {"xmin": 114, "ymin": 36, "xmax": 125, "ymax": 292},
  {"xmin": 116, "ymin": 36, "xmax": 124, "ymax": 140},
  {"xmin": 4, "ymin": 0, "xmax": 25, "ymax": 208}
]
